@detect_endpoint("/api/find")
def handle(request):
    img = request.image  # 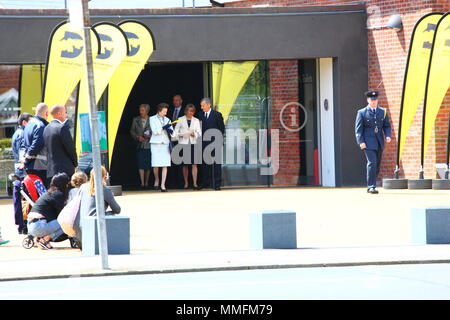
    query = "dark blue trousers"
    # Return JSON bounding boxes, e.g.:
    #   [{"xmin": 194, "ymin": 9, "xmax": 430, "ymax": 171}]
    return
[
  {"xmin": 364, "ymin": 148, "xmax": 383, "ymax": 189},
  {"xmin": 13, "ymin": 180, "xmax": 25, "ymax": 231}
]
